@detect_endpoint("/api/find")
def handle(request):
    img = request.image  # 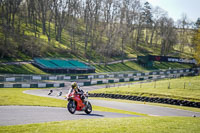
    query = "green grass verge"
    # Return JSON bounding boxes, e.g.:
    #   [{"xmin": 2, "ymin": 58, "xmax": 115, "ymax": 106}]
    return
[
  {"xmin": 0, "ymin": 88, "xmax": 200, "ymax": 133},
  {"xmin": 91, "ymin": 76, "xmax": 200, "ymax": 102},
  {"xmin": 0, "ymin": 64, "xmax": 47, "ymax": 74},
  {"xmin": 0, "ymin": 88, "xmax": 66, "ymax": 107},
  {"xmin": 93, "ymin": 104, "xmax": 148, "ymax": 117},
  {"xmin": 1, "ymin": 117, "xmax": 200, "ymax": 133},
  {"xmin": 0, "ymin": 88, "xmax": 146, "ymax": 116}
]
